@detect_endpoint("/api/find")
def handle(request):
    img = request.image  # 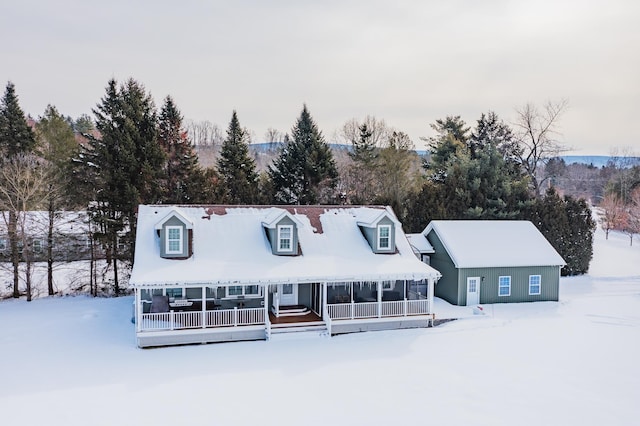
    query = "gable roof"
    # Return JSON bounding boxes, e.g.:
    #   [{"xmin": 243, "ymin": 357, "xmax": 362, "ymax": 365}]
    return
[
  {"xmin": 153, "ymin": 207, "xmax": 193, "ymax": 230},
  {"xmin": 354, "ymin": 206, "xmax": 399, "ymax": 228},
  {"xmin": 423, "ymin": 220, "xmax": 565, "ymax": 268},
  {"xmin": 406, "ymin": 233, "xmax": 435, "ymax": 254},
  {"xmin": 260, "ymin": 208, "xmax": 304, "ymax": 229},
  {"xmin": 131, "ymin": 205, "xmax": 441, "ymax": 287}
]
